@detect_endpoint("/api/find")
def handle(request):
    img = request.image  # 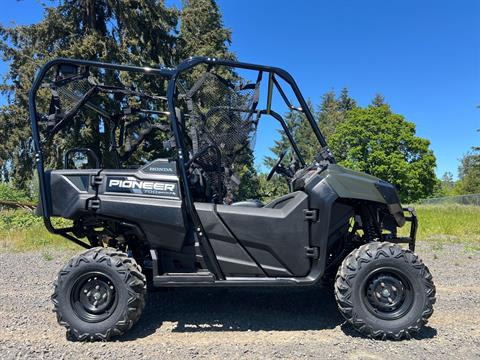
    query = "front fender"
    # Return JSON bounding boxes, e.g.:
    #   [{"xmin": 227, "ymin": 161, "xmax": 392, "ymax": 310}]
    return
[{"xmin": 321, "ymin": 165, "xmax": 405, "ymax": 226}]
